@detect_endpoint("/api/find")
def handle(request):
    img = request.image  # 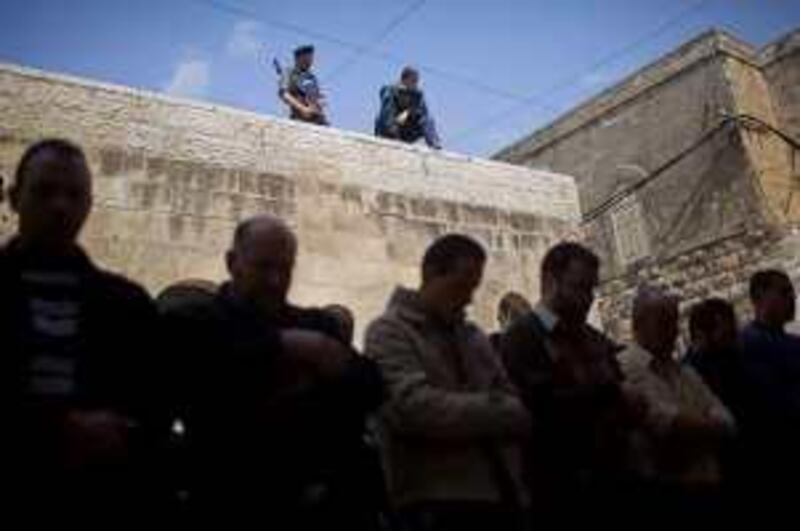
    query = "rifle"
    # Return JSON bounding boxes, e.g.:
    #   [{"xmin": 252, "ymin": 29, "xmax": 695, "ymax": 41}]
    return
[{"xmin": 272, "ymin": 57, "xmax": 284, "ymax": 78}]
